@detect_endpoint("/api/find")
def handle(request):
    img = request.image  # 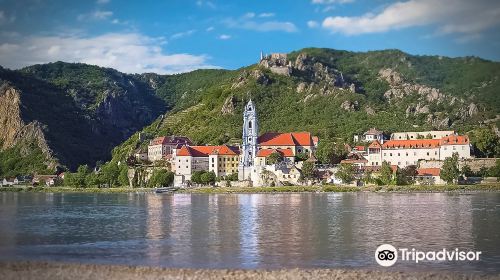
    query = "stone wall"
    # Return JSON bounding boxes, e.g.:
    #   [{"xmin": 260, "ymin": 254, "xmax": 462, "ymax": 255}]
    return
[{"xmin": 419, "ymin": 158, "xmax": 498, "ymax": 171}]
